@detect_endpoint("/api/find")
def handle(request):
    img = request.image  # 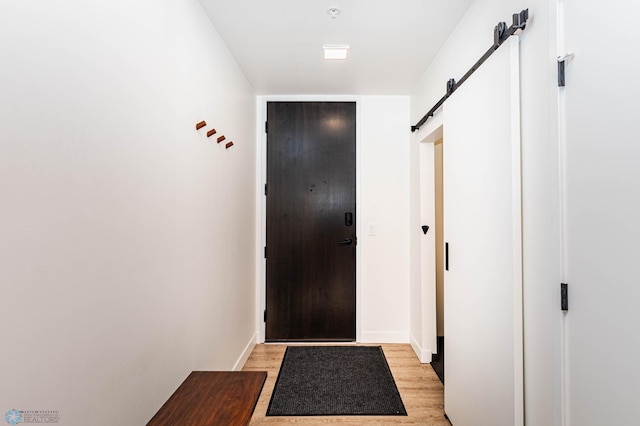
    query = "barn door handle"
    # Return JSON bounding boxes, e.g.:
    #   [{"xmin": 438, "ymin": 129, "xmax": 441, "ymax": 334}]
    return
[
  {"xmin": 445, "ymin": 242, "xmax": 449, "ymax": 271},
  {"xmin": 338, "ymin": 238, "xmax": 353, "ymax": 245}
]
